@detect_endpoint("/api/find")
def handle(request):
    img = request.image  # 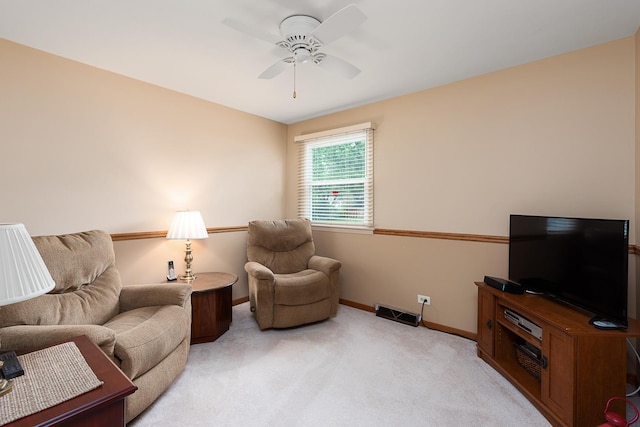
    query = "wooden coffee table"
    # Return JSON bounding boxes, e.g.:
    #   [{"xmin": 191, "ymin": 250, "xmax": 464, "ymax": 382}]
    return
[
  {"xmin": 5, "ymin": 335, "xmax": 136, "ymax": 427},
  {"xmin": 190, "ymin": 272, "xmax": 238, "ymax": 344}
]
